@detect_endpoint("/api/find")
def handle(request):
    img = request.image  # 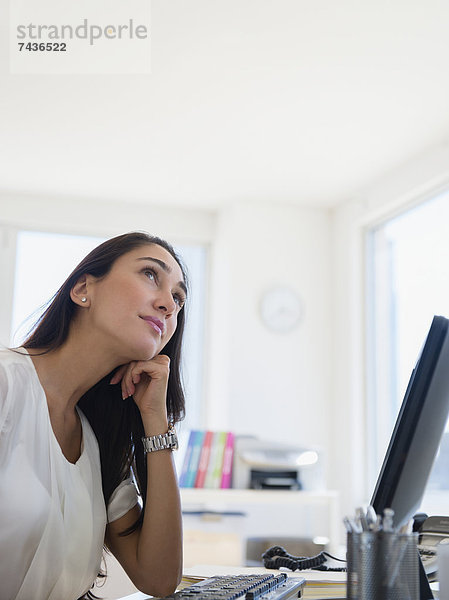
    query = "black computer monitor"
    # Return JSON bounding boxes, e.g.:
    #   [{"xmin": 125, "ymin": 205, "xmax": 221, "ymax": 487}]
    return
[{"xmin": 371, "ymin": 315, "xmax": 449, "ymax": 599}]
